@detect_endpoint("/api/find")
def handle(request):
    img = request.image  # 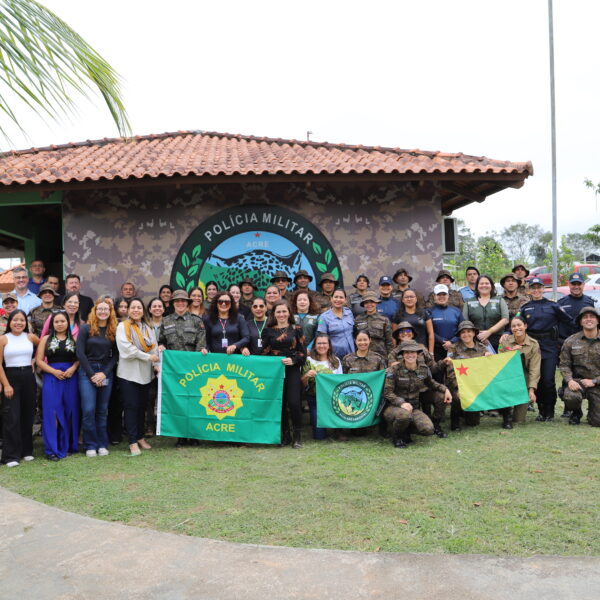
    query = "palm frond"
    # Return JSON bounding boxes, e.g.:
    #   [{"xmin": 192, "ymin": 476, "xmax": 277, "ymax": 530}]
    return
[{"xmin": 0, "ymin": 0, "xmax": 130, "ymax": 139}]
